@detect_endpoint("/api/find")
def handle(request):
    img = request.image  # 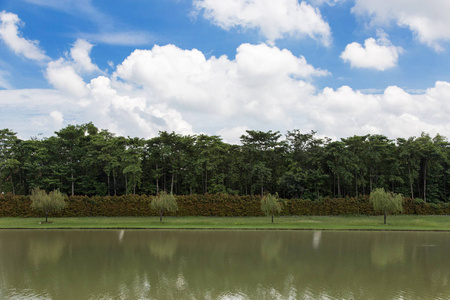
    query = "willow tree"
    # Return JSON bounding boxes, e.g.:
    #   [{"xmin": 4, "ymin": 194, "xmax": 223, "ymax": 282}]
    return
[
  {"xmin": 150, "ymin": 191, "xmax": 178, "ymax": 222},
  {"xmin": 261, "ymin": 193, "xmax": 282, "ymax": 223},
  {"xmin": 369, "ymin": 188, "xmax": 403, "ymax": 224},
  {"xmin": 30, "ymin": 188, "xmax": 67, "ymax": 223}
]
